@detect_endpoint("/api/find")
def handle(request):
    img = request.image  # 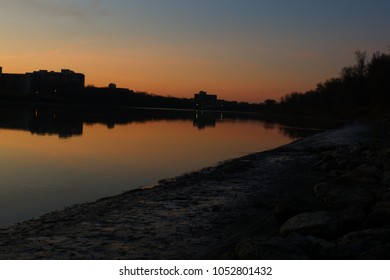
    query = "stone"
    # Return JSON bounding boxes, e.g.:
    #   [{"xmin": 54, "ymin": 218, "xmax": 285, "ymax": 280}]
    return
[
  {"xmin": 346, "ymin": 160, "xmax": 364, "ymax": 171},
  {"xmin": 356, "ymin": 164, "xmax": 382, "ymax": 179},
  {"xmin": 326, "ymin": 170, "xmax": 360, "ymax": 184},
  {"xmin": 351, "ymin": 176, "xmax": 379, "ymax": 188},
  {"xmin": 384, "ymin": 160, "xmax": 390, "ymax": 172},
  {"xmin": 381, "ymin": 191, "xmax": 390, "ymax": 201},
  {"xmin": 377, "ymin": 148, "xmax": 390, "ymax": 161},
  {"xmin": 360, "ymin": 208, "xmax": 390, "ymax": 229},
  {"xmin": 273, "ymin": 197, "xmax": 316, "ymax": 223},
  {"xmin": 286, "ymin": 233, "xmax": 330, "ymax": 259},
  {"xmin": 382, "ymin": 171, "xmax": 390, "ymax": 187},
  {"xmin": 313, "ymin": 154, "xmax": 335, "ymax": 170},
  {"xmin": 314, "ymin": 183, "xmax": 374, "ymax": 210},
  {"xmin": 356, "ymin": 244, "xmax": 390, "ymax": 259},
  {"xmin": 329, "ymin": 169, "xmax": 343, "ymax": 178},
  {"xmin": 336, "ymin": 159, "xmax": 349, "ymax": 170},
  {"xmin": 330, "ymin": 228, "xmax": 390, "ymax": 259},
  {"xmin": 280, "ymin": 211, "xmax": 344, "ymax": 240},
  {"xmin": 334, "ymin": 207, "xmax": 367, "ymax": 230},
  {"xmin": 373, "ymin": 201, "xmax": 390, "ymax": 210},
  {"xmin": 235, "ymin": 236, "xmax": 308, "ymax": 260},
  {"xmin": 349, "ymin": 143, "xmax": 367, "ymax": 154},
  {"xmin": 369, "ymin": 187, "xmax": 387, "ymax": 201}
]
